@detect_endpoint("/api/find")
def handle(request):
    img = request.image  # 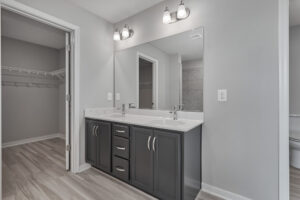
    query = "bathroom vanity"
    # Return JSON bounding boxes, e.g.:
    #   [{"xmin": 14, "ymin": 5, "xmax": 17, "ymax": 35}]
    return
[
  {"xmin": 85, "ymin": 25, "xmax": 205, "ymax": 200},
  {"xmin": 85, "ymin": 109, "xmax": 203, "ymax": 200}
]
